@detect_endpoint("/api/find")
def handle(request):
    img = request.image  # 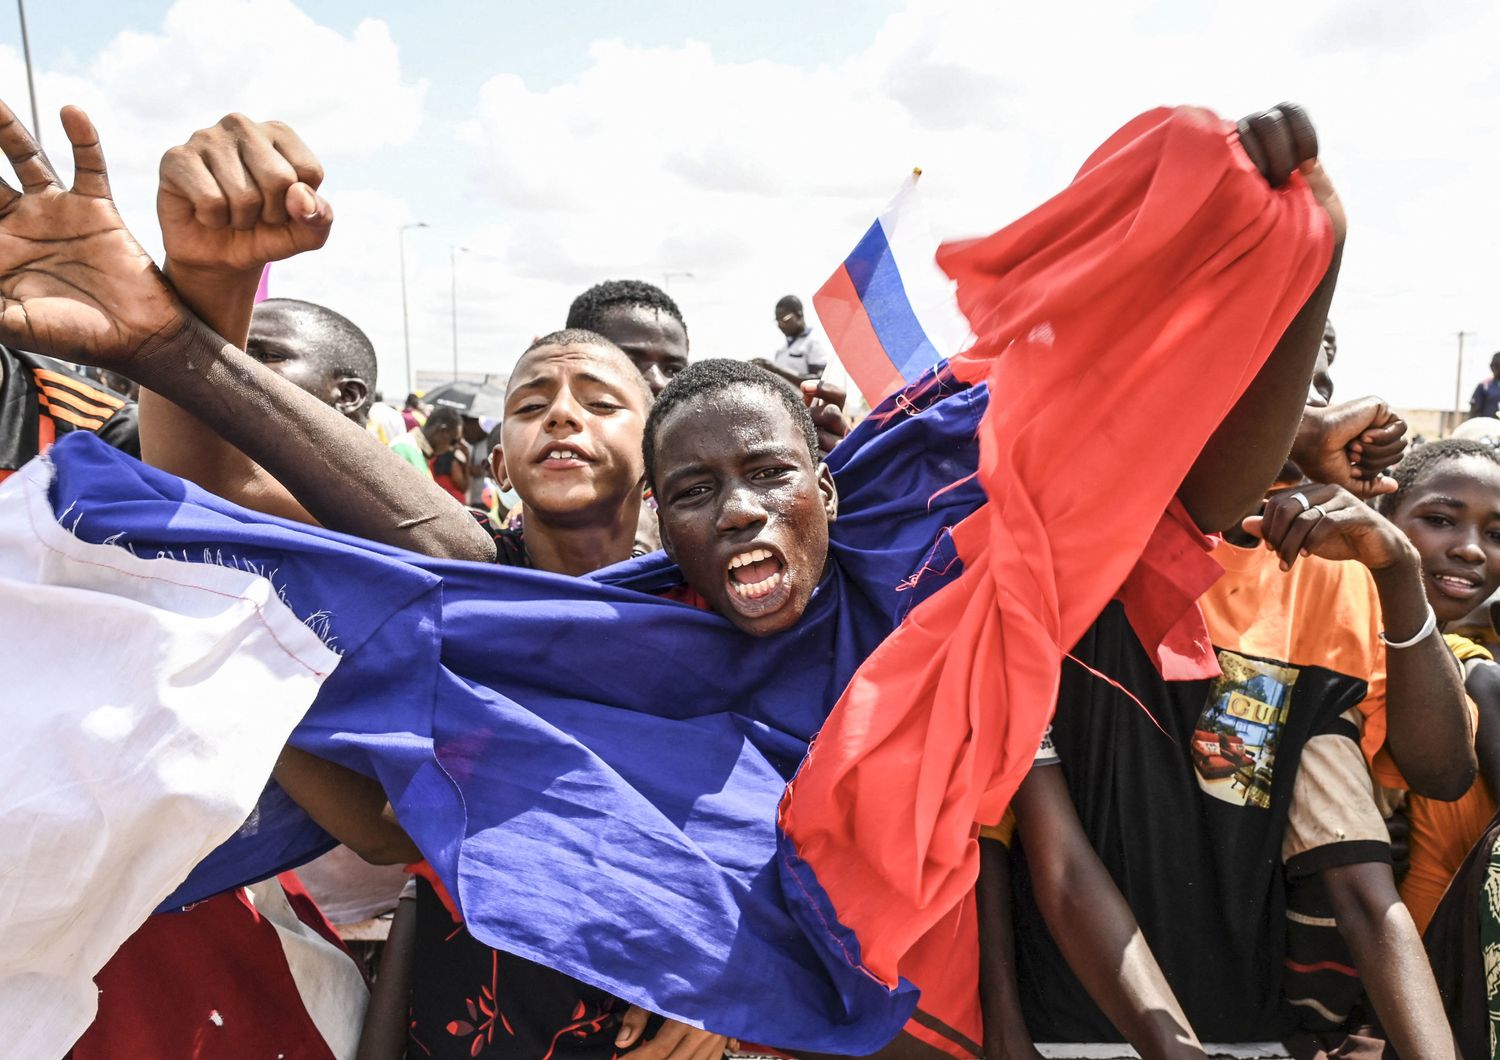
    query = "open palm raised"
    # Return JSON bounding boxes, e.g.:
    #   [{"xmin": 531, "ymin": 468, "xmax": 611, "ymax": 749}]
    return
[{"xmin": 0, "ymin": 101, "xmax": 186, "ymax": 369}]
